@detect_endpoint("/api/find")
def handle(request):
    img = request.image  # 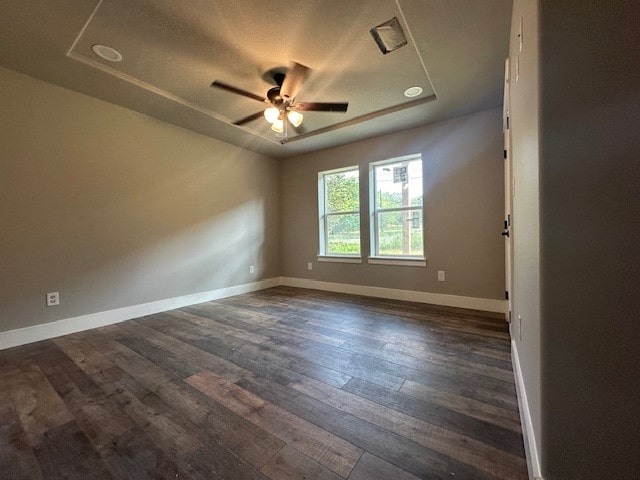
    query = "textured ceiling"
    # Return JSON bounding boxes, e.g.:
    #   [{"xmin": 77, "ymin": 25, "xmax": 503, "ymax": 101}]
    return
[{"xmin": 0, "ymin": 0, "xmax": 512, "ymax": 158}]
